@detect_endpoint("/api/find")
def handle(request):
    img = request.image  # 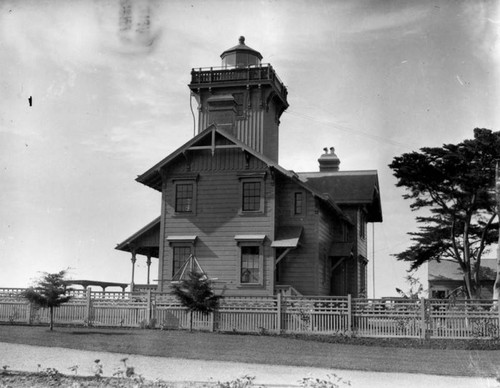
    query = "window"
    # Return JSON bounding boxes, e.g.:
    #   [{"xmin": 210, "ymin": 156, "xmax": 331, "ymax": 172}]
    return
[
  {"xmin": 359, "ymin": 211, "xmax": 367, "ymax": 239},
  {"xmin": 233, "ymin": 92, "xmax": 244, "ymax": 116},
  {"xmin": 173, "ymin": 246, "xmax": 191, "ymax": 276},
  {"xmin": 238, "ymin": 173, "xmax": 265, "ymax": 214},
  {"xmin": 240, "ymin": 246, "xmax": 260, "ymax": 284},
  {"xmin": 432, "ymin": 290, "xmax": 447, "ymax": 299},
  {"xmin": 242, "ymin": 181, "xmax": 261, "ymax": 211},
  {"xmin": 235, "ymin": 234, "xmax": 265, "ymax": 286},
  {"xmin": 175, "ymin": 183, "xmax": 193, "ymax": 212},
  {"xmin": 359, "ymin": 257, "xmax": 367, "ymax": 297},
  {"xmin": 294, "ymin": 192, "xmax": 303, "ymax": 215}
]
